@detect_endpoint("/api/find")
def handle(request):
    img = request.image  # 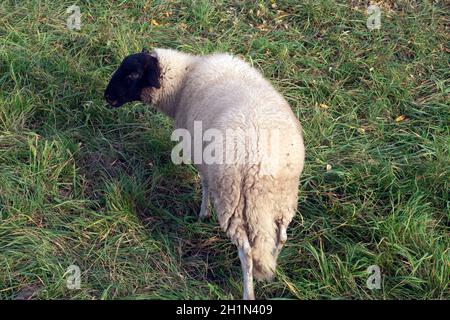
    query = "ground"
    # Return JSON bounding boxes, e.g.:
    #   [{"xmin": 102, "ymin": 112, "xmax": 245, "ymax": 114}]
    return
[{"xmin": 0, "ymin": 0, "xmax": 448, "ymax": 299}]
